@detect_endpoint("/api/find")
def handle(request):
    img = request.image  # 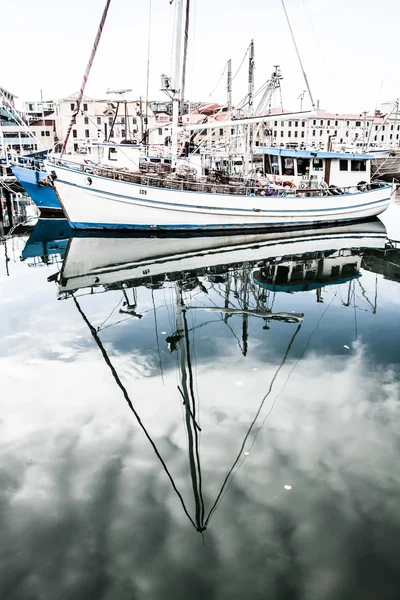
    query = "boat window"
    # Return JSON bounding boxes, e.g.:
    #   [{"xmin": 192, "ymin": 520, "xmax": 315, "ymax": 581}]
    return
[
  {"xmin": 351, "ymin": 160, "xmax": 366, "ymax": 172},
  {"xmin": 282, "ymin": 157, "xmax": 295, "ymax": 176},
  {"xmin": 264, "ymin": 154, "xmax": 273, "ymax": 174},
  {"xmin": 339, "ymin": 159, "xmax": 348, "ymax": 171},
  {"xmin": 108, "ymin": 148, "xmax": 118, "ymax": 161},
  {"xmin": 150, "ymin": 158, "xmax": 161, "ymax": 163},
  {"xmin": 312, "ymin": 158, "xmax": 323, "ymax": 171},
  {"xmin": 297, "ymin": 158, "xmax": 310, "ymax": 175}
]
